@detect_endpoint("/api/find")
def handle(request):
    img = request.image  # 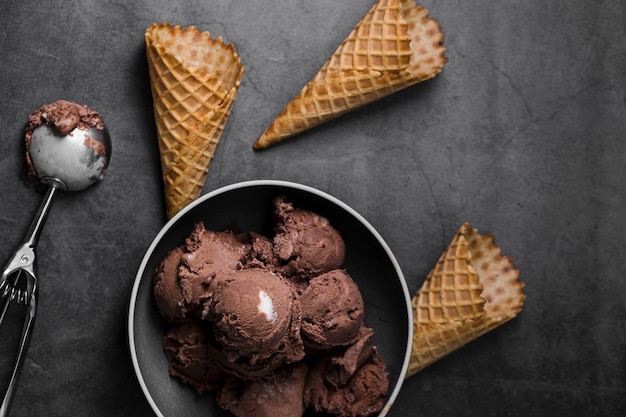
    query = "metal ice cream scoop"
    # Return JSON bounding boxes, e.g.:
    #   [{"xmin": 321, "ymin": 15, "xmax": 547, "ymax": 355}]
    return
[
  {"xmin": 28, "ymin": 124, "xmax": 111, "ymax": 191},
  {"xmin": 0, "ymin": 123, "xmax": 111, "ymax": 416}
]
